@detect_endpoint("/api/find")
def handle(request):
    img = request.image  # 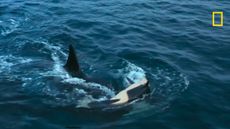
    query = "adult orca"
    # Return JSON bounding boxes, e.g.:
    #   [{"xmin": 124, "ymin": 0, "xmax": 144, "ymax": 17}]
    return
[{"xmin": 64, "ymin": 45, "xmax": 150, "ymax": 108}]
